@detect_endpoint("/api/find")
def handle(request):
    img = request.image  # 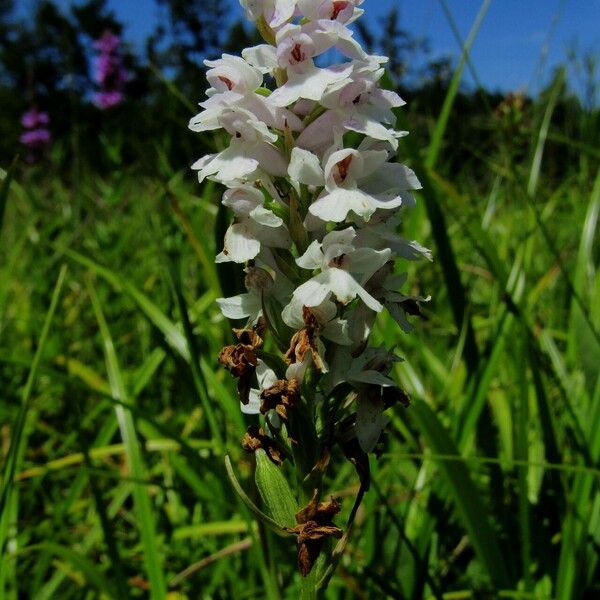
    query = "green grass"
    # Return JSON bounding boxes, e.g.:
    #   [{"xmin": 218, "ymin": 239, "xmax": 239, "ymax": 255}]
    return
[{"xmin": 1, "ymin": 15, "xmax": 599, "ymax": 600}]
